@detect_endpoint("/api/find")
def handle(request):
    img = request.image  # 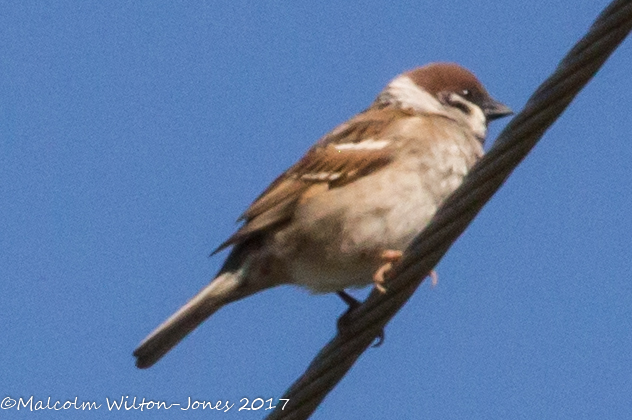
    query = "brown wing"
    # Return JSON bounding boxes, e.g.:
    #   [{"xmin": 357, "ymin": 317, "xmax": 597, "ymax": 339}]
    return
[{"xmin": 212, "ymin": 108, "xmax": 411, "ymax": 254}]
